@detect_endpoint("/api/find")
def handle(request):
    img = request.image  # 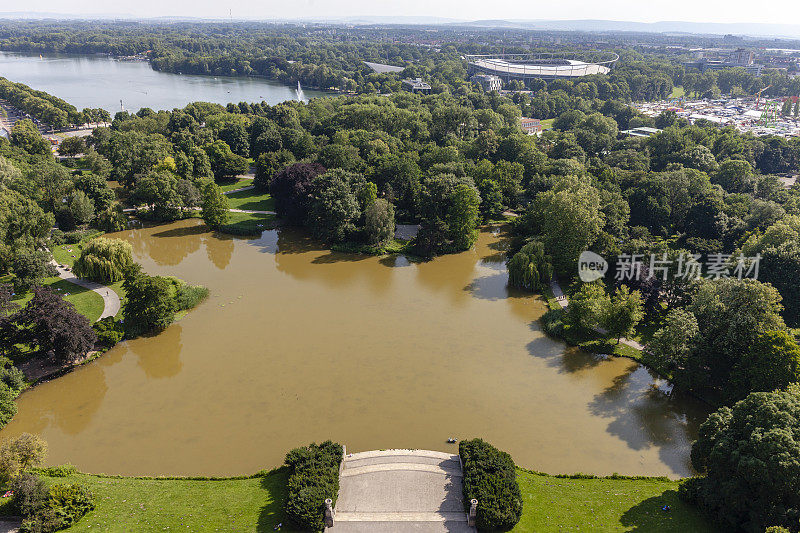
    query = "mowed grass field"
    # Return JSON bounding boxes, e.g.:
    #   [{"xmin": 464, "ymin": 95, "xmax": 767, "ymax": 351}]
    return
[
  {"xmin": 225, "ymin": 188, "xmax": 276, "ymax": 212},
  {"xmin": 513, "ymin": 470, "xmax": 718, "ymax": 532},
  {"xmin": 0, "ymin": 468, "xmax": 720, "ymax": 532},
  {"xmin": 11, "ymin": 470, "xmax": 297, "ymax": 533},
  {"xmin": 8, "ymin": 277, "xmax": 105, "ymax": 323}
]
